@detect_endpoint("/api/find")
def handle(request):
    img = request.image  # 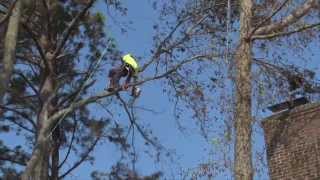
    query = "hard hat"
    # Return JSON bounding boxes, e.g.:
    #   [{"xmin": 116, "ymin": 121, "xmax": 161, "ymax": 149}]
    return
[{"xmin": 122, "ymin": 54, "xmax": 139, "ymax": 72}]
